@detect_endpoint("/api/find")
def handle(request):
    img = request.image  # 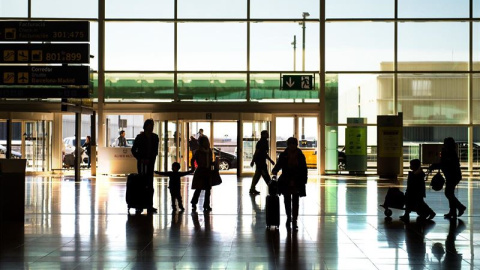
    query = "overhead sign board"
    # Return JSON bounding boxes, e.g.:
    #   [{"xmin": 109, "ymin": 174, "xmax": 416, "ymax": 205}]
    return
[
  {"xmin": 0, "ymin": 66, "xmax": 89, "ymax": 86},
  {"xmin": 0, "ymin": 43, "xmax": 89, "ymax": 64},
  {"xmin": 282, "ymin": 75, "xmax": 314, "ymax": 90},
  {"xmin": 0, "ymin": 21, "xmax": 89, "ymax": 42},
  {"xmin": 0, "ymin": 87, "xmax": 89, "ymax": 98}
]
